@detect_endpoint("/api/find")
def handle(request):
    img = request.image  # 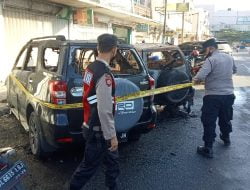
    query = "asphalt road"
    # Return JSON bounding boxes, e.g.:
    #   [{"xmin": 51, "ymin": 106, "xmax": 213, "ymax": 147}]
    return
[
  {"xmin": 83, "ymin": 51, "xmax": 250, "ymax": 190},
  {"xmin": 0, "ymin": 51, "xmax": 250, "ymax": 190}
]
